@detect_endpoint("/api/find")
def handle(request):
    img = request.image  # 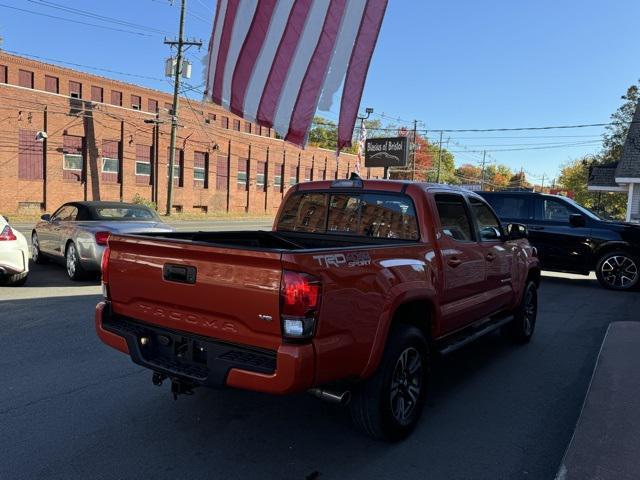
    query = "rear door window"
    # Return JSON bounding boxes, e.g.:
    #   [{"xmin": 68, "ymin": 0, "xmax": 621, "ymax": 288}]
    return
[
  {"xmin": 484, "ymin": 195, "xmax": 531, "ymax": 220},
  {"xmin": 434, "ymin": 194, "xmax": 474, "ymax": 242}
]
